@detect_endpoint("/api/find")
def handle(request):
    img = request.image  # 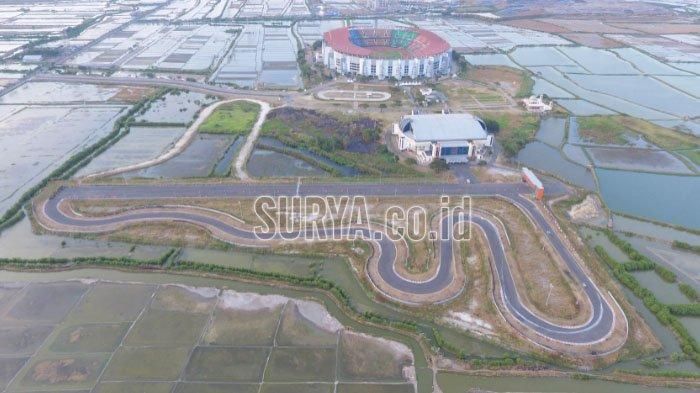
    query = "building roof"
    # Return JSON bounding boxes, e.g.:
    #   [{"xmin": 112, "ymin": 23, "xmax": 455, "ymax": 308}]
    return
[
  {"xmin": 323, "ymin": 27, "xmax": 450, "ymax": 59},
  {"xmin": 400, "ymin": 113, "xmax": 488, "ymax": 142}
]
